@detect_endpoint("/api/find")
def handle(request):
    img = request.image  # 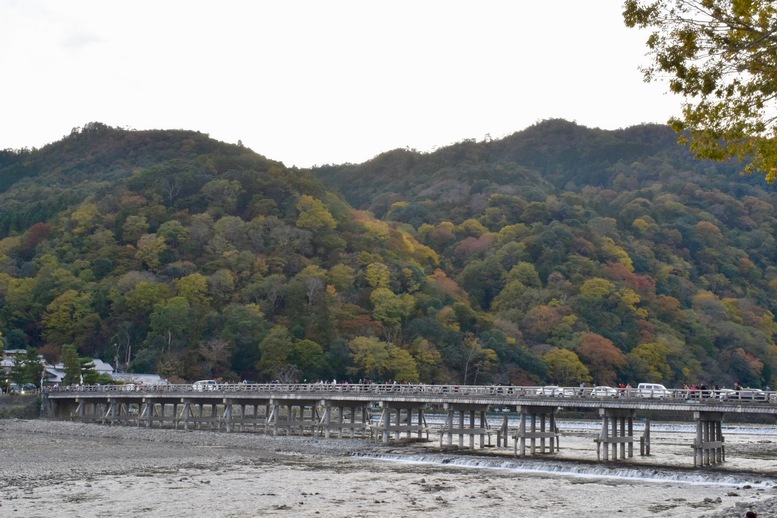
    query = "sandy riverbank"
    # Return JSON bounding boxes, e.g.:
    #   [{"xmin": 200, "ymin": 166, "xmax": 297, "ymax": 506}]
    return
[{"xmin": 0, "ymin": 419, "xmax": 775, "ymax": 518}]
